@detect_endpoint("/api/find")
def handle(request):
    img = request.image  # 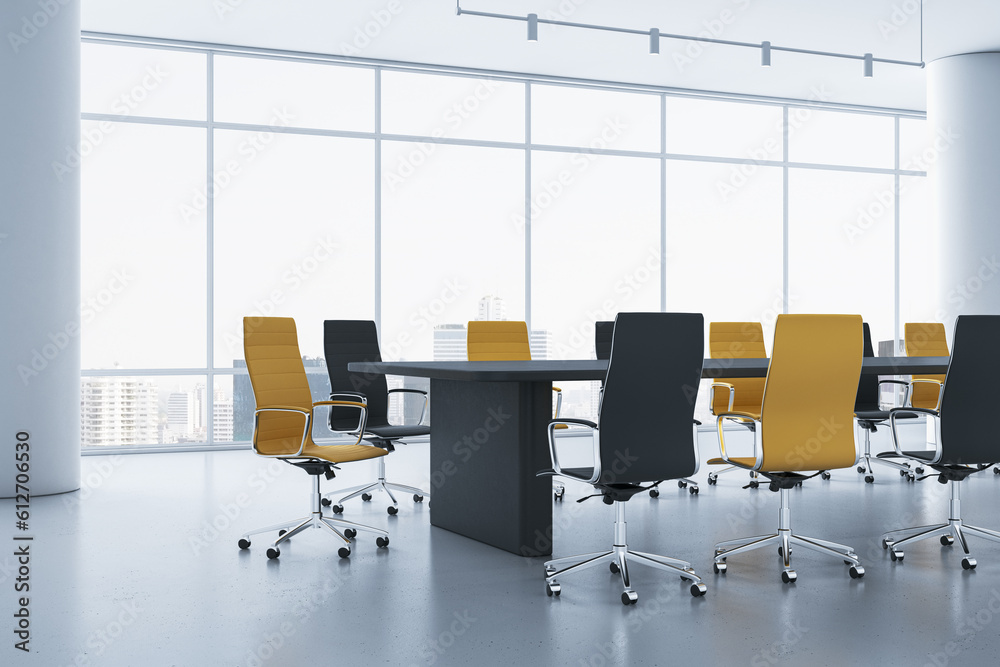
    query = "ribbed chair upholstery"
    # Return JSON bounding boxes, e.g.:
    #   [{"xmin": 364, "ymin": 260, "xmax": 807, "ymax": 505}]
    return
[
  {"xmin": 320, "ymin": 320, "xmax": 431, "ymax": 516},
  {"xmin": 711, "ymin": 315, "xmax": 866, "ymax": 583},
  {"xmin": 904, "ymin": 322, "xmax": 949, "ymax": 410},
  {"xmin": 539, "ymin": 313, "xmax": 708, "ymax": 604},
  {"xmin": 881, "ymin": 316, "xmax": 1000, "ymax": 570},
  {"xmin": 237, "ymin": 317, "xmax": 389, "ymax": 560},
  {"xmin": 706, "ymin": 322, "xmax": 767, "ymax": 486}
]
